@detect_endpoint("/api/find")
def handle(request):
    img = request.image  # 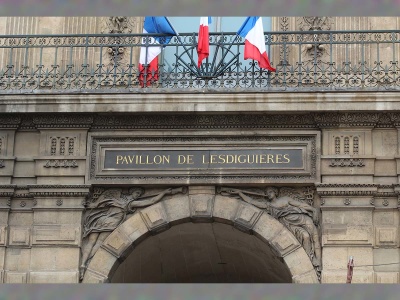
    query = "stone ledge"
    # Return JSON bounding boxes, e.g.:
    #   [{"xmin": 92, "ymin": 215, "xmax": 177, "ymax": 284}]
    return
[{"xmin": 2, "ymin": 92, "xmax": 400, "ymax": 113}]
